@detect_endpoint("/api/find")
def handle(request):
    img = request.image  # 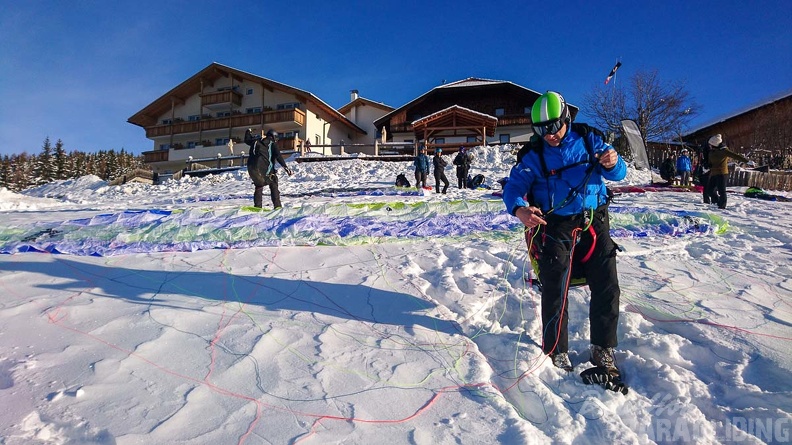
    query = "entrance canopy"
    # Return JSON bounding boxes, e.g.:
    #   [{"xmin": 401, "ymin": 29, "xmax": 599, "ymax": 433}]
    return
[{"xmin": 412, "ymin": 105, "xmax": 497, "ymax": 150}]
